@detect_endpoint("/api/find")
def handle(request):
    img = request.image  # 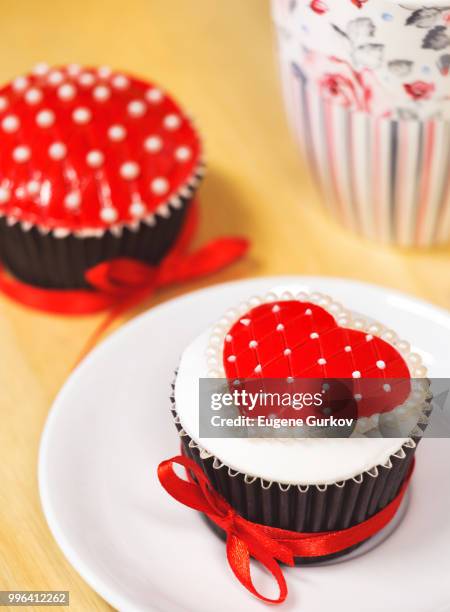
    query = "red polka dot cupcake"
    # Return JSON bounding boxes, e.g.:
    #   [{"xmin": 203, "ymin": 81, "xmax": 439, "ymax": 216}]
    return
[
  {"xmin": 0, "ymin": 64, "xmax": 203, "ymax": 287},
  {"xmin": 170, "ymin": 287, "xmax": 430, "ymax": 565}
]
